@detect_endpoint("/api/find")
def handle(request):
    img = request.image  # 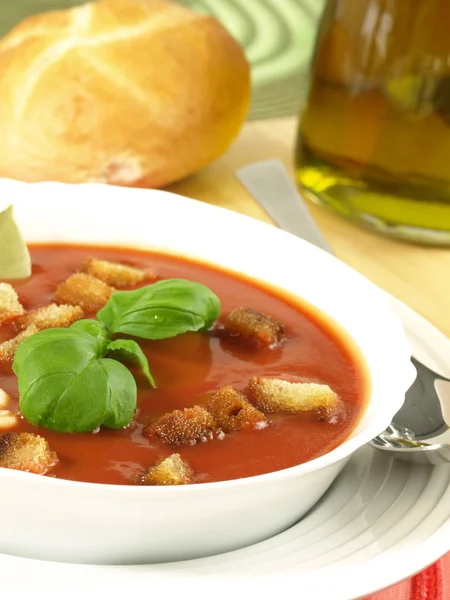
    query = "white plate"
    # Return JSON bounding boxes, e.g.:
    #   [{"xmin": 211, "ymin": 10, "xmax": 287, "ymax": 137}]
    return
[{"xmin": 3, "ymin": 295, "xmax": 450, "ymax": 600}]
